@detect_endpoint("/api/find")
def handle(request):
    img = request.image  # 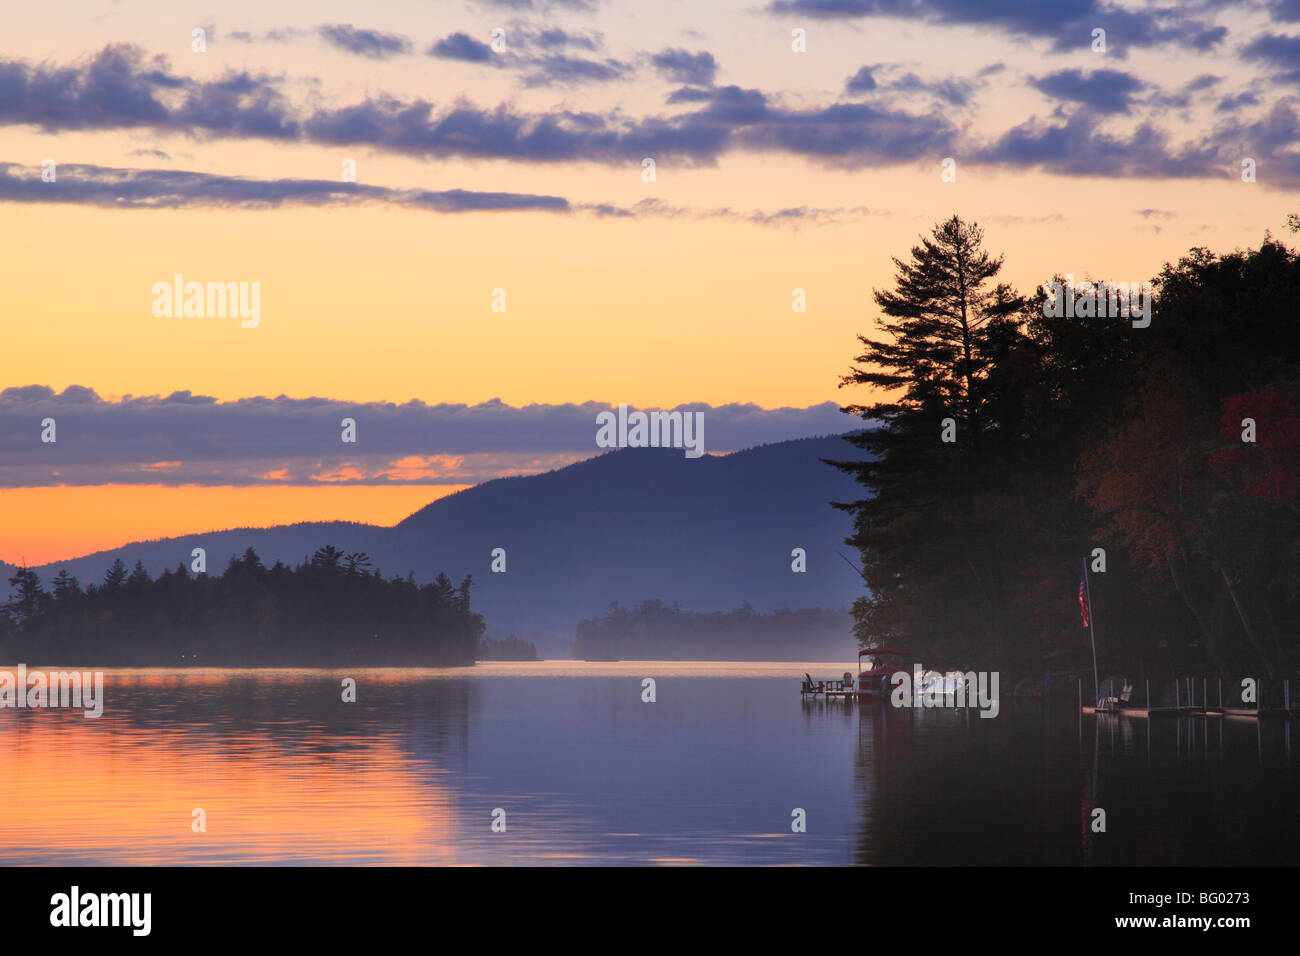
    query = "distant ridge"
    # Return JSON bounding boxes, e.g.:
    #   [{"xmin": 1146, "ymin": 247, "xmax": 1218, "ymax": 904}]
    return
[{"xmin": 17, "ymin": 434, "xmax": 869, "ymax": 656}]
